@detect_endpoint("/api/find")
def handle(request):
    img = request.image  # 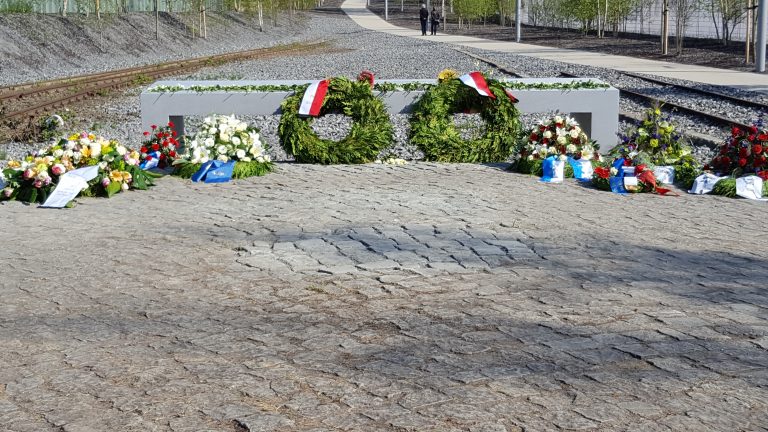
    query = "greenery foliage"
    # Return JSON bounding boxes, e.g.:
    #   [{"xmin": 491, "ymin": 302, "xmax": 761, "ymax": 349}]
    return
[
  {"xmin": 277, "ymin": 77, "xmax": 393, "ymax": 164},
  {"xmin": 174, "ymin": 159, "xmax": 274, "ymax": 179},
  {"xmin": 711, "ymin": 177, "xmax": 768, "ymax": 197},
  {"xmin": 409, "ymin": 76, "xmax": 522, "ymax": 163},
  {"xmin": 149, "ymin": 80, "xmax": 609, "ymax": 94}
]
